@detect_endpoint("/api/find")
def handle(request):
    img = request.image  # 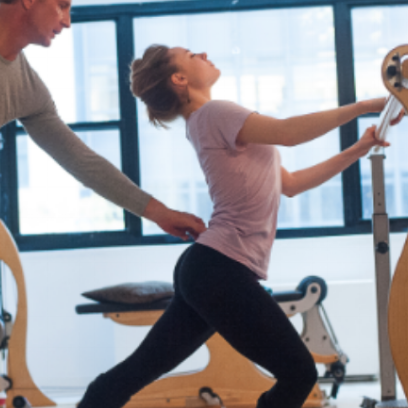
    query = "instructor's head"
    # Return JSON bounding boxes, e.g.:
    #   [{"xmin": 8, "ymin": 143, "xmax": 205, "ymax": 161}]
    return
[{"xmin": 0, "ymin": 0, "xmax": 71, "ymax": 48}]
